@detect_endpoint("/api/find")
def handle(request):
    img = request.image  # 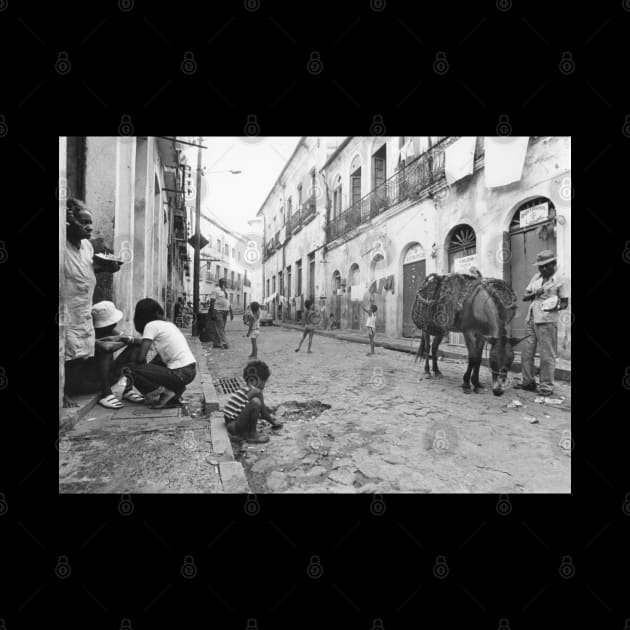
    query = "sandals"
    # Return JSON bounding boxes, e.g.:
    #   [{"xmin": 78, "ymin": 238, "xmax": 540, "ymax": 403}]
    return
[
  {"xmin": 122, "ymin": 390, "xmax": 145, "ymax": 403},
  {"xmin": 98, "ymin": 394, "xmax": 124, "ymax": 409}
]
